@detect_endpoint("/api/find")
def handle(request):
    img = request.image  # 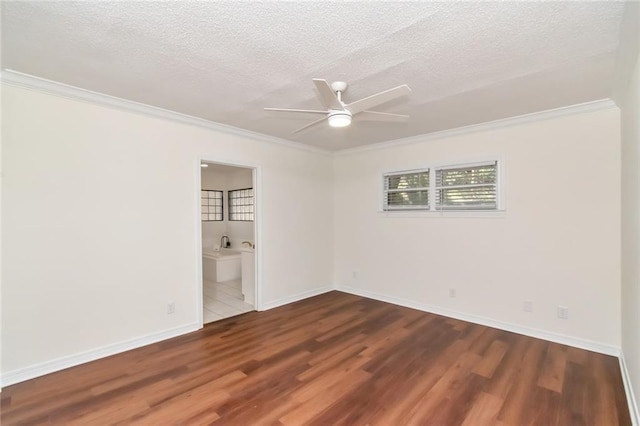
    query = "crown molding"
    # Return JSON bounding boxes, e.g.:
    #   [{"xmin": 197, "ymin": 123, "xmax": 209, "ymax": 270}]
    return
[
  {"xmin": 335, "ymin": 98, "xmax": 618, "ymax": 157},
  {"xmin": 1, "ymin": 70, "xmax": 618, "ymax": 159},
  {"xmin": 0, "ymin": 70, "xmax": 332, "ymax": 157}
]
